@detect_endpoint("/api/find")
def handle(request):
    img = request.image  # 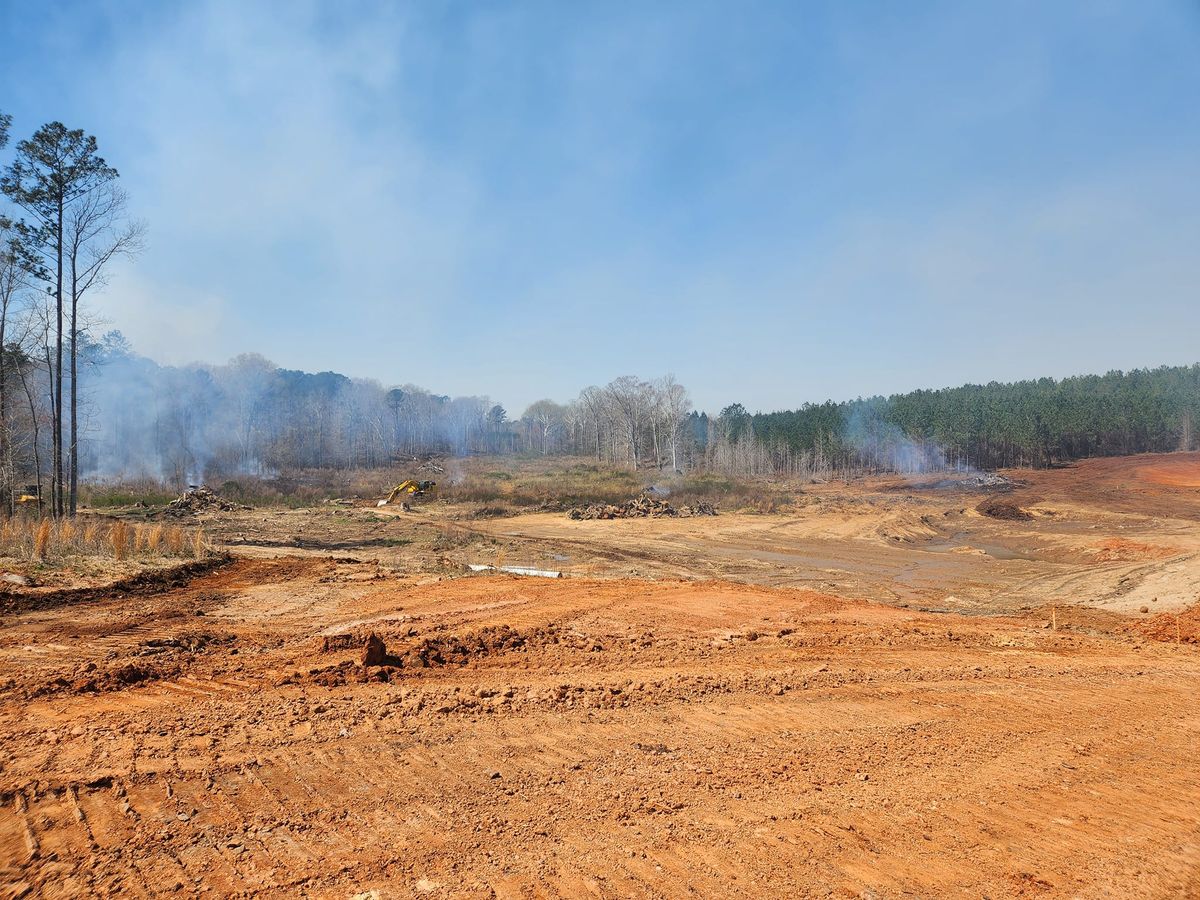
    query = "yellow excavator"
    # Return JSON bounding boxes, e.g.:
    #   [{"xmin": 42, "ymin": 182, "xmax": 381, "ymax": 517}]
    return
[{"xmin": 381, "ymin": 479, "xmax": 437, "ymax": 505}]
